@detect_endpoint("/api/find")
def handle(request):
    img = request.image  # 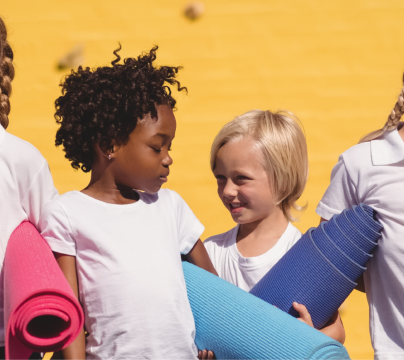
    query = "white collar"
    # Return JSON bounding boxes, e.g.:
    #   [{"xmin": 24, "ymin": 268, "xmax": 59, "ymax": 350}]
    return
[
  {"xmin": 0, "ymin": 124, "xmax": 5, "ymax": 148},
  {"xmin": 370, "ymin": 124, "xmax": 404, "ymax": 166}
]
